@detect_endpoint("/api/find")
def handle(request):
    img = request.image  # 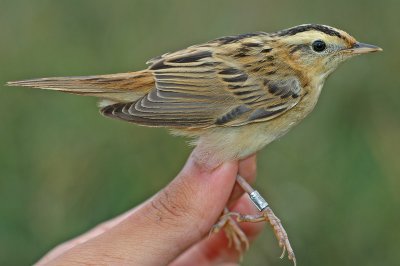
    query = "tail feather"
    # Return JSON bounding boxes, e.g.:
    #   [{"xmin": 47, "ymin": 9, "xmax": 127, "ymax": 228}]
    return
[{"xmin": 7, "ymin": 70, "xmax": 154, "ymax": 102}]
